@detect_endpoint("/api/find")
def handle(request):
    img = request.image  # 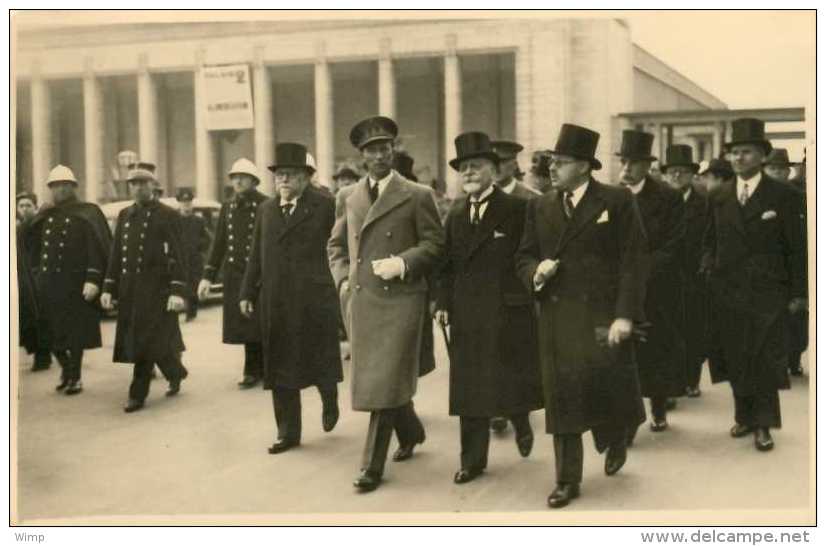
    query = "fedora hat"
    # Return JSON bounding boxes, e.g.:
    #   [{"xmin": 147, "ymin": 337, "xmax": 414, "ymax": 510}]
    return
[
  {"xmin": 699, "ymin": 158, "xmax": 734, "ymax": 179},
  {"xmin": 548, "ymin": 124, "xmax": 602, "ymax": 170},
  {"xmin": 333, "ymin": 166, "xmax": 360, "ymax": 181},
  {"xmin": 349, "ymin": 116, "xmax": 398, "ymax": 150},
  {"xmin": 725, "ymin": 118, "xmax": 772, "ymax": 155},
  {"xmin": 763, "ymin": 148, "xmax": 792, "ymax": 167},
  {"xmin": 661, "ymin": 145, "xmax": 699, "ymax": 173},
  {"xmin": 491, "ymin": 140, "xmax": 524, "ymax": 161},
  {"xmin": 449, "ymin": 131, "xmax": 501, "ymax": 171},
  {"xmin": 267, "ymin": 143, "xmax": 317, "ymax": 174},
  {"xmin": 126, "ymin": 161, "xmax": 157, "ymax": 183},
  {"xmin": 615, "ymin": 130, "xmax": 656, "ymax": 161},
  {"xmin": 46, "ymin": 164, "xmax": 79, "ymax": 186}
]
